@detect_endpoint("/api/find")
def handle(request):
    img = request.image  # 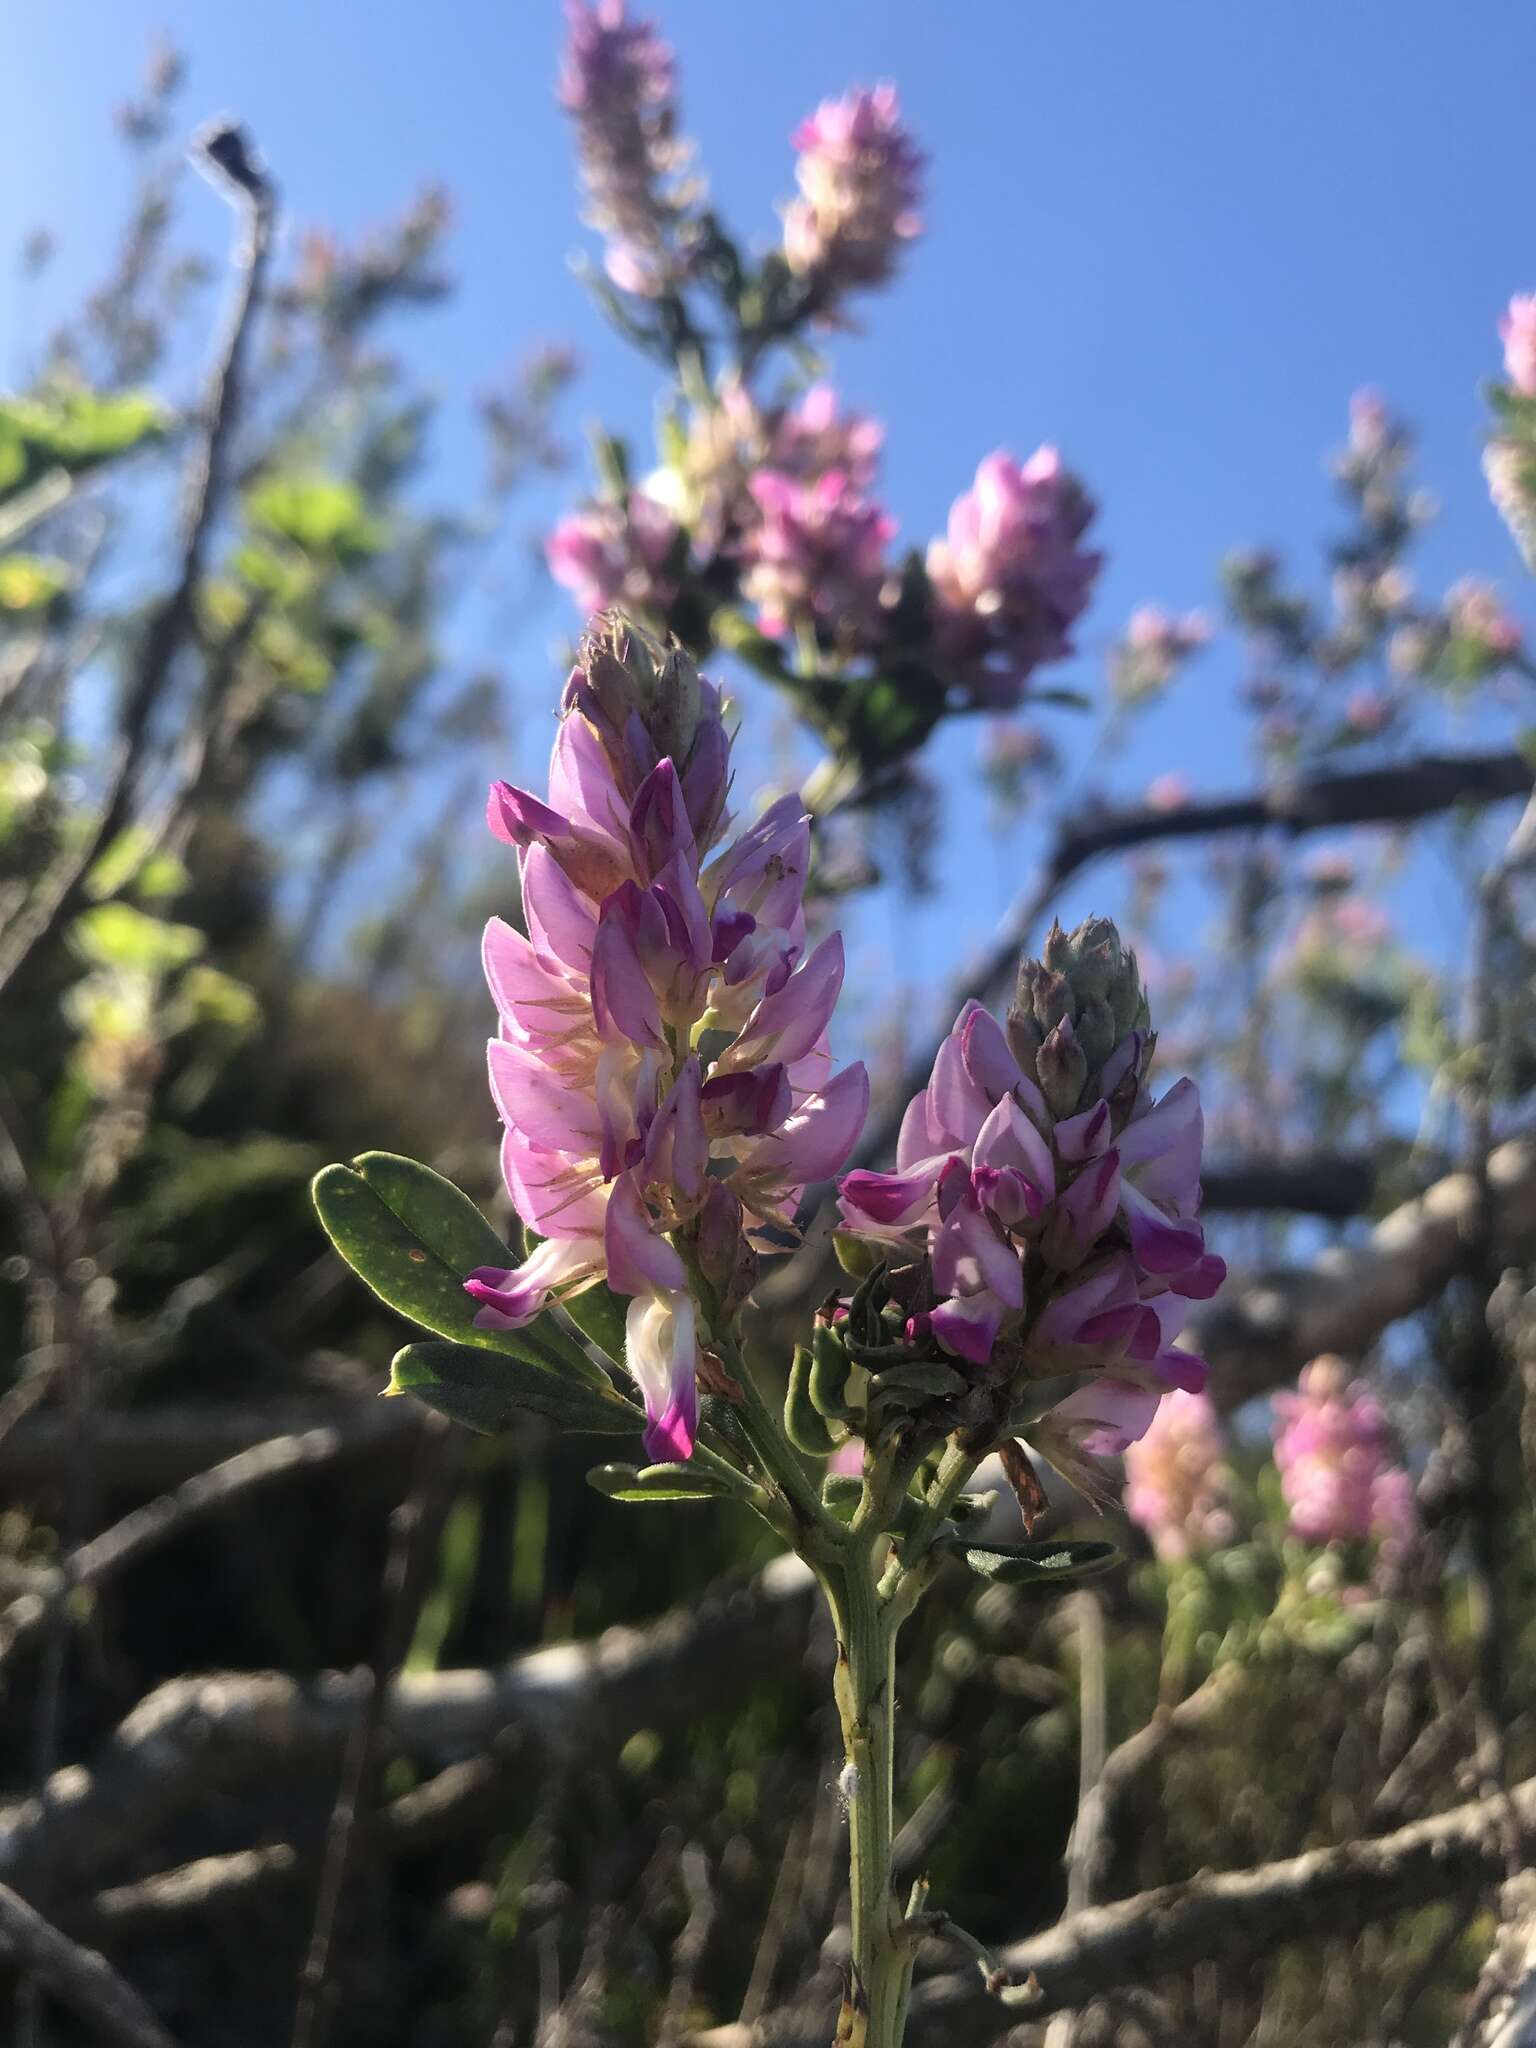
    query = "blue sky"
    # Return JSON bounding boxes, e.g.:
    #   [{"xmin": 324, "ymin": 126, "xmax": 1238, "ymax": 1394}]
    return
[{"xmin": 5, "ymin": 1, "xmax": 1535, "ymax": 1068}]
